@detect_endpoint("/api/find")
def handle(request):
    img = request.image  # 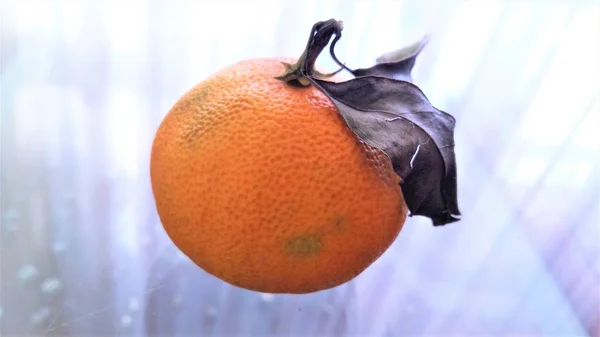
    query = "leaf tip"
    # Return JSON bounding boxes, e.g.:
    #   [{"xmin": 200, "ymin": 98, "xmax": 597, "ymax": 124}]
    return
[{"xmin": 374, "ymin": 34, "xmax": 430, "ymax": 65}]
